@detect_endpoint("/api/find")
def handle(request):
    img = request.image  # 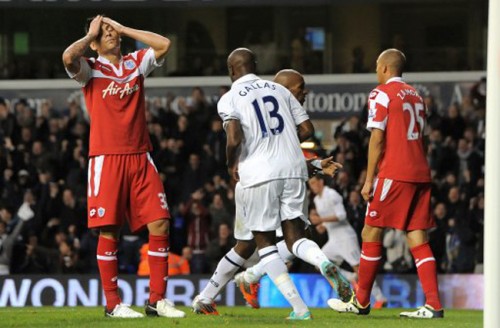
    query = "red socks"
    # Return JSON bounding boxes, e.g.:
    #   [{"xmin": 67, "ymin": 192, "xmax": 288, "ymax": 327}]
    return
[
  {"xmin": 97, "ymin": 236, "xmax": 120, "ymax": 311},
  {"xmin": 411, "ymin": 243, "xmax": 442, "ymax": 310},
  {"xmin": 148, "ymin": 234, "xmax": 169, "ymax": 304},
  {"xmin": 356, "ymin": 242, "xmax": 382, "ymax": 307}
]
